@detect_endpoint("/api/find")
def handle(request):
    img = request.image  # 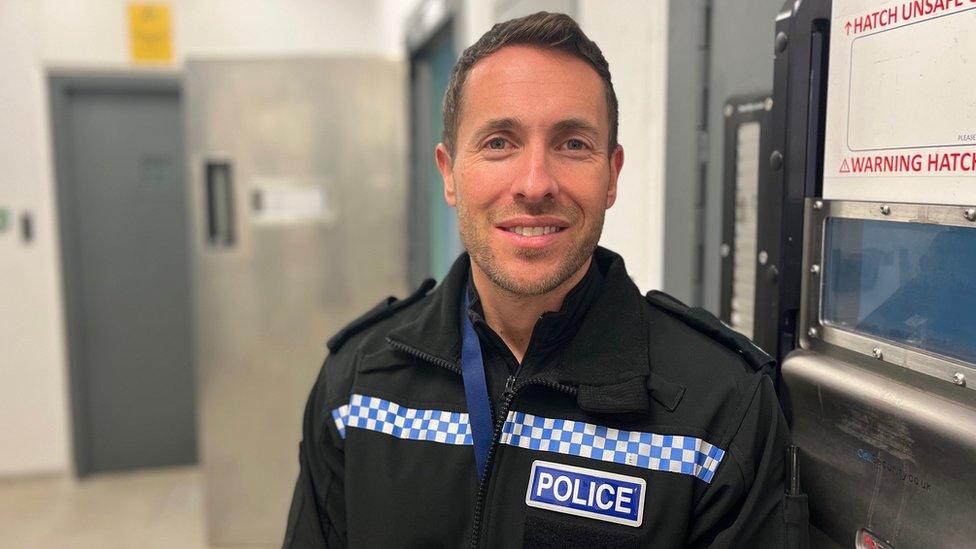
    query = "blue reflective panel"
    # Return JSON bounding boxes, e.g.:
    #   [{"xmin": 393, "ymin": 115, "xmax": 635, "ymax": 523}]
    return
[{"xmin": 822, "ymin": 218, "xmax": 976, "ymax": 364}]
